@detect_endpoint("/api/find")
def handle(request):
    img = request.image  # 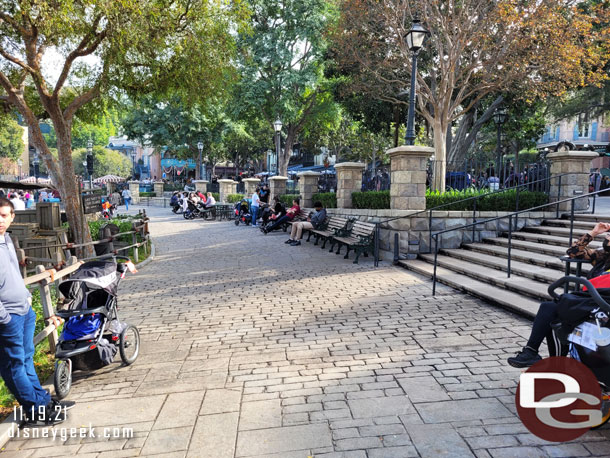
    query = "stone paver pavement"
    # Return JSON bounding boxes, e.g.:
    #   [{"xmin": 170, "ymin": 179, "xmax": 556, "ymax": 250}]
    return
[{"xmin": 3, "ymin": 205, "xmax": 610, "ymax": 457}]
